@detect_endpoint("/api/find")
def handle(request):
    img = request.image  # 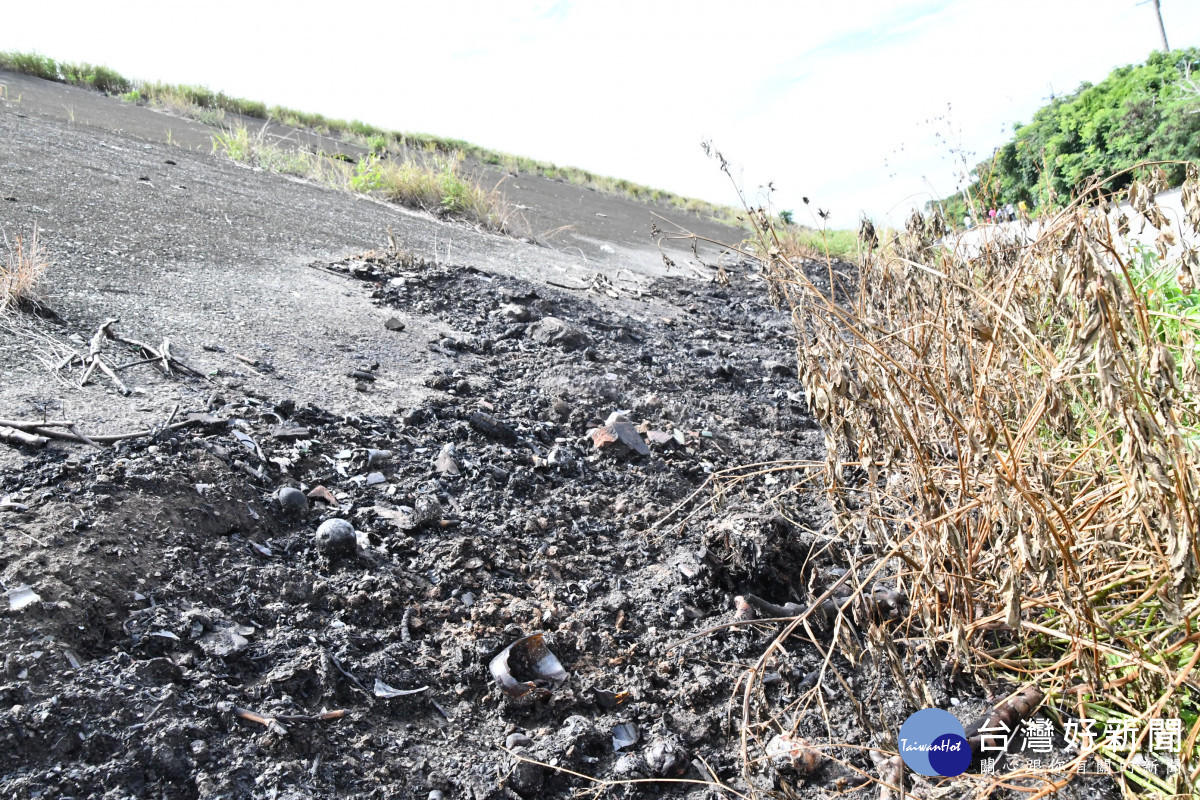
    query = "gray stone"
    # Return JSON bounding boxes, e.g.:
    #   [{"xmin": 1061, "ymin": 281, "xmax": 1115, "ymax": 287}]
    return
[
  {"xmin": 528, "ymin": 317, "xmax": 589, "ymax": 351},
  {"xmin": 435, "ymin": 444, "xmax": 460, "ymax": 476},
  {"xmin": 505, "ymin": 733, "xmax": 533, "ymax": 749},
  {"xmin": 315, "ymin": 519, "xmax": 357, "ymax": 558},
  {"xmin": 590, "ymin": 420, "xmax": 650, "ymax": 458},
  {"xmin": 275, "ymin": 486, "xmax": 308, "ymax": 517},
  {"xmin": 644, "ymin": 739, "xmax": 688, "ymax": 777},
  {"xmin": 508, "ymin": 749, "xmax": 544, "ymax": 797},
  {"xmin": 497, "ymin": 303, "xmax": 532, "ymax": 323},
  {"xmin": 197, "ymin": 629, "xmax": 249, "ymax": 659}
]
